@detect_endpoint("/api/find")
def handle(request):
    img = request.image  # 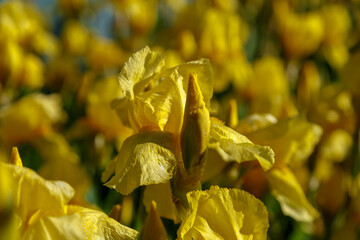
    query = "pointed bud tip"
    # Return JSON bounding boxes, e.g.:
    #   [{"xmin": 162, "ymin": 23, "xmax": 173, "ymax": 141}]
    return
[
  {"xmin": 142, "ymin": 200, "xmax": 168, "ymax": 240},
  {"xmin": 150, "ymin": 201, "xmax": 157, "ymax": 211},
  {"xmin": 10, "ymin": 147, "xmax": 22, "ymax": 167},
  {"xmin": 109, "ymin": 204, "xmax": 121, "ymax": 222},
  {"xmin": 186, "ymin": 73, "xmax": 205, "ymax": 111}
]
